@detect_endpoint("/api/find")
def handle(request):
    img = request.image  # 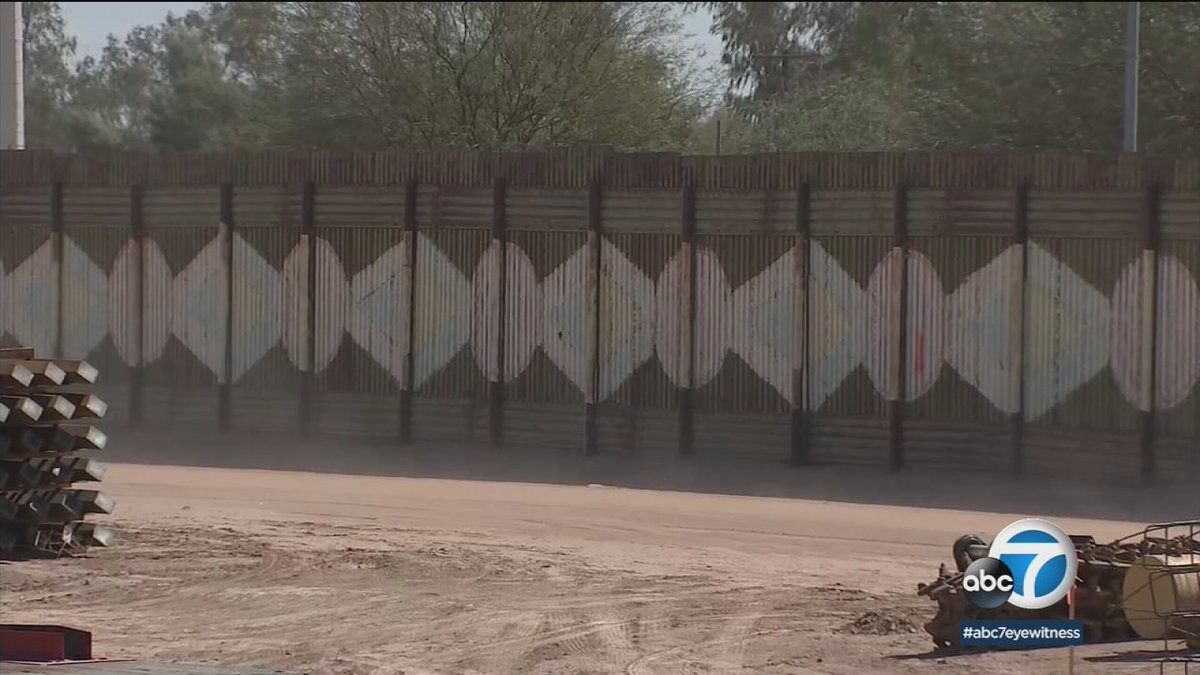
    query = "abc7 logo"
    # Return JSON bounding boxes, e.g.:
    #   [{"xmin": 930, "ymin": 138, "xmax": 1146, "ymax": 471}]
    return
[{"xmin": 961, "ymin": 557, "xmax": 1016, "ymax": 609}]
